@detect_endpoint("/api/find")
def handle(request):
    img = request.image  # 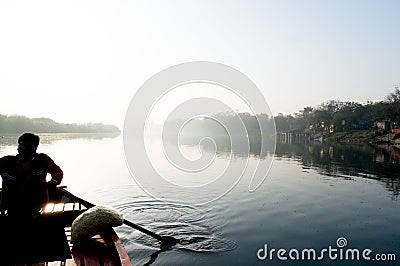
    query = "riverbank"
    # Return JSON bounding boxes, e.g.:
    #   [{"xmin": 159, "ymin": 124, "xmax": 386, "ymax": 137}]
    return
[
  {"xmin": 0, "ymin": 114, "xmax": 120, "ymax": 134},
  {"xmin": 325, "ymin": 129, "xmax": 400, "ymax": 145}
]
